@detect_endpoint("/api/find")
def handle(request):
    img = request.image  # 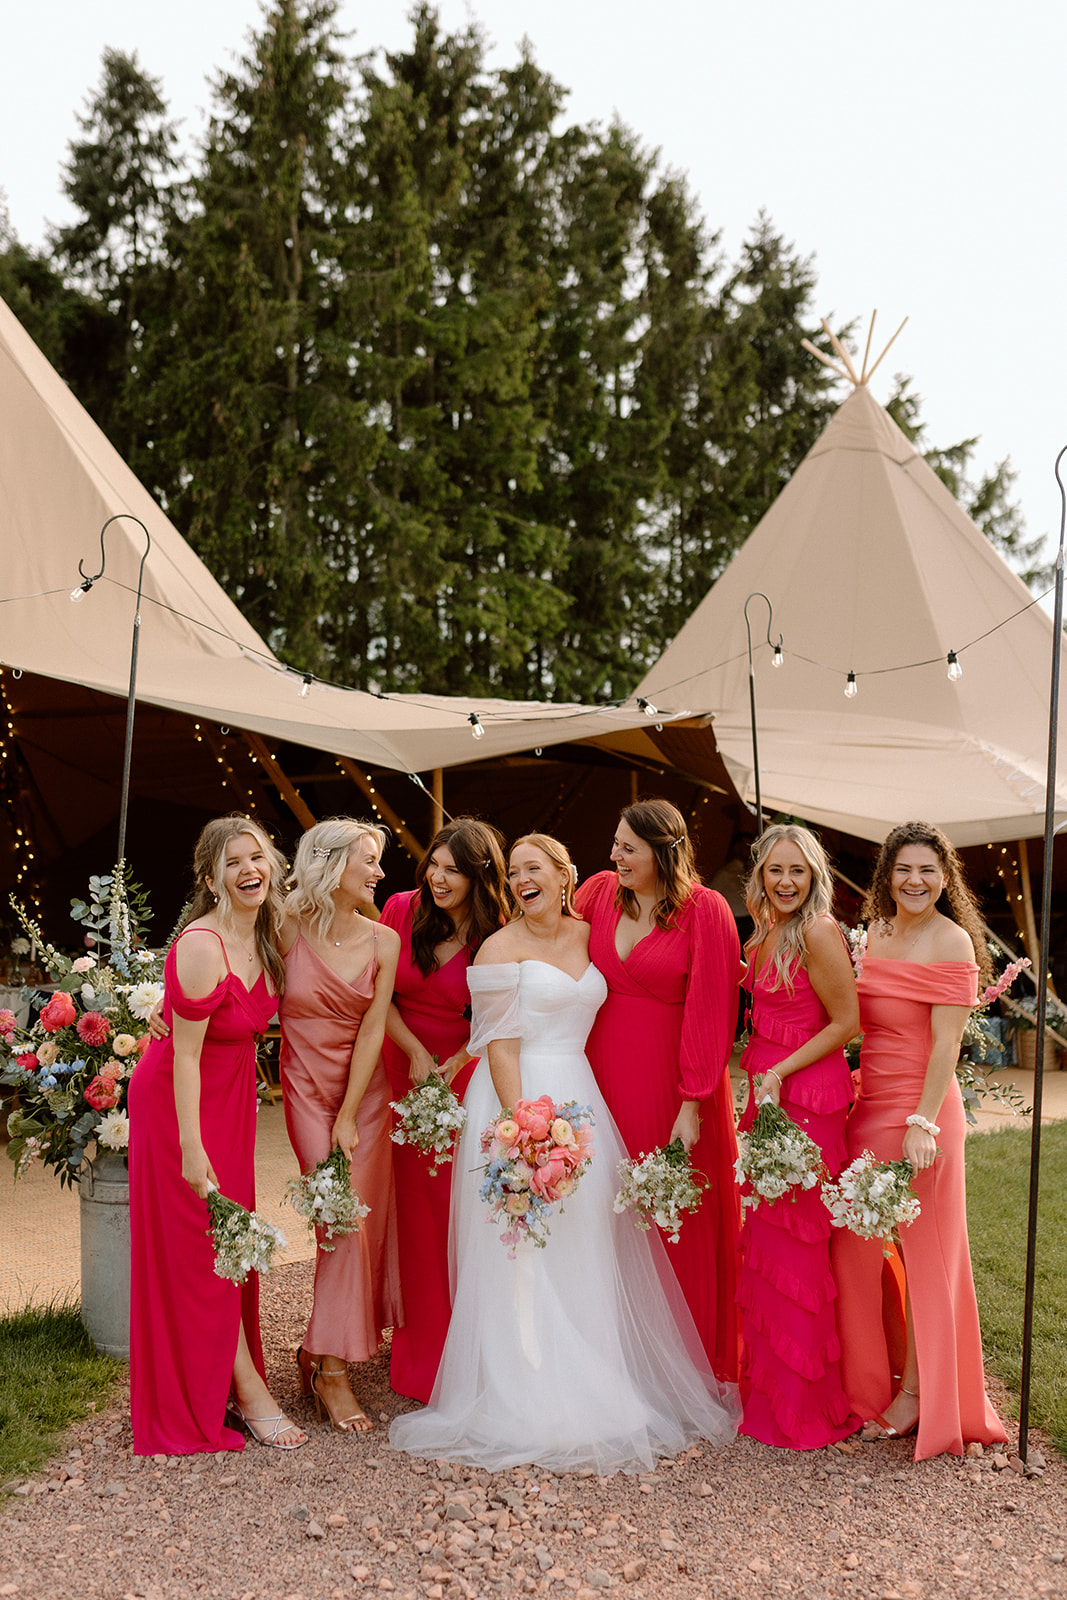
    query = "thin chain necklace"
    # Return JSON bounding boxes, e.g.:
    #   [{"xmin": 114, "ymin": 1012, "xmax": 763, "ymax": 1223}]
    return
[{"xmin": 333, "ymin": 909, "xmax": 361, "ymax": 948}]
